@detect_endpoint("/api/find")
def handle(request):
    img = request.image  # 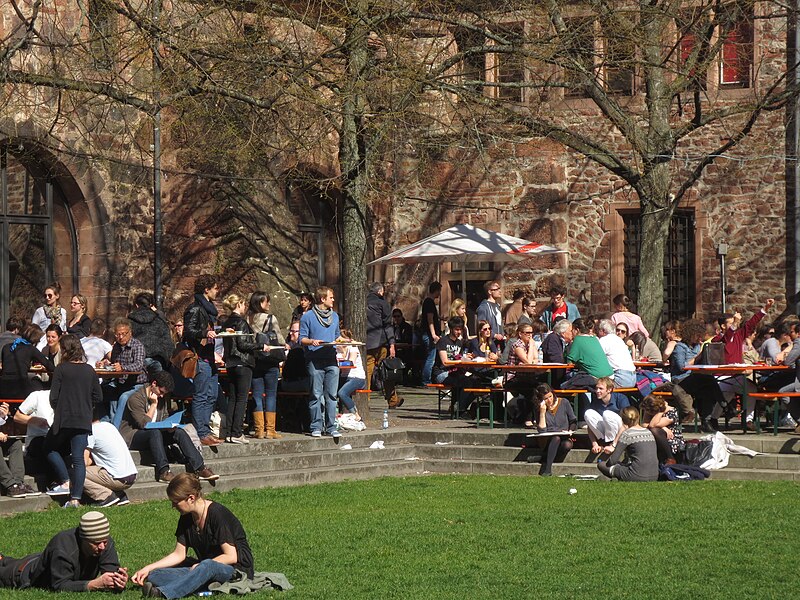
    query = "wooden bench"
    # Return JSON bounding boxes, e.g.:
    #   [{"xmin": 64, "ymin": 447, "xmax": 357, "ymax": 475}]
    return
[
  {"xmin": 748, "ymin": 392, "xmax": 800, "ymax": 435},
  {"xmin": 463, "ymin": 388, "xmax": 495, "ymax": 428},
  {"xmin": 427, "ymin": 383, "xmax": 454, "ymax": 419}
]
